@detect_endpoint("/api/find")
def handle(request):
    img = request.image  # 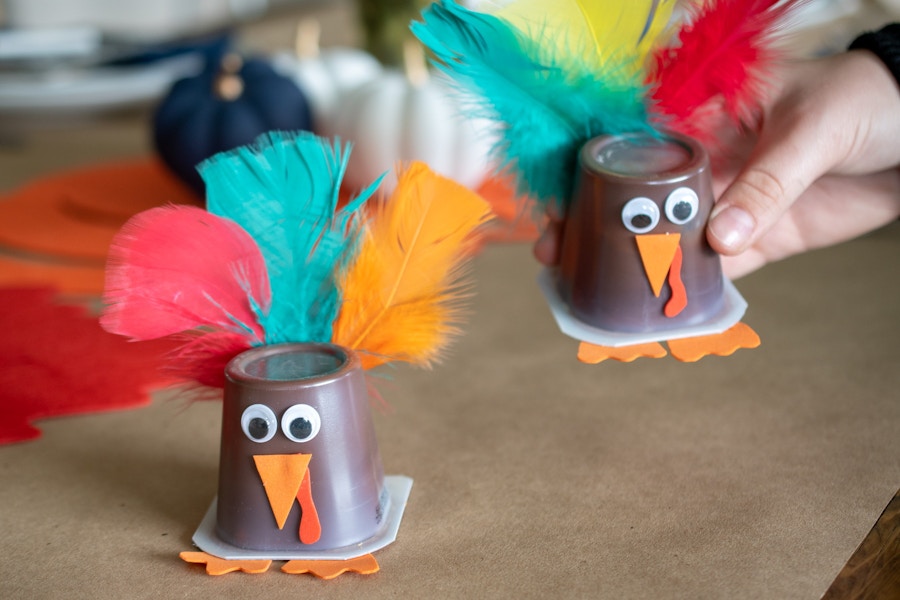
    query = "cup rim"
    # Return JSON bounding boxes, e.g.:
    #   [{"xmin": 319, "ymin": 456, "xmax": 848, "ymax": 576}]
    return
[
  {"xmin": 225, "ymin": 342, "xmax": 359, "ymax": 389},
  {"xmin": 579, "ymin": 130, "xmax": 708, "ymax": 184}
]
